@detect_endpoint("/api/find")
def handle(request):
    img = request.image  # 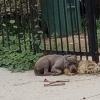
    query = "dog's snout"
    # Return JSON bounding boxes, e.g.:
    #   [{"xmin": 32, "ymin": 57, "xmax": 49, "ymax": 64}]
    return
[{"xmin": 71, "ymin": 68, "xmax": 77, "ymax": 73}]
